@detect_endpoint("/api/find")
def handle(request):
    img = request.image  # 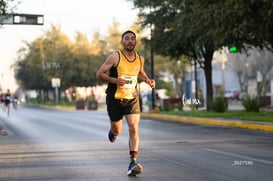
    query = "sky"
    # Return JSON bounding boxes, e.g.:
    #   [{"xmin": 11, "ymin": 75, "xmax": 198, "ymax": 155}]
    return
[{"xmin": 0, "ymin": 0, "xmax": 138, "ymax": 92}]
